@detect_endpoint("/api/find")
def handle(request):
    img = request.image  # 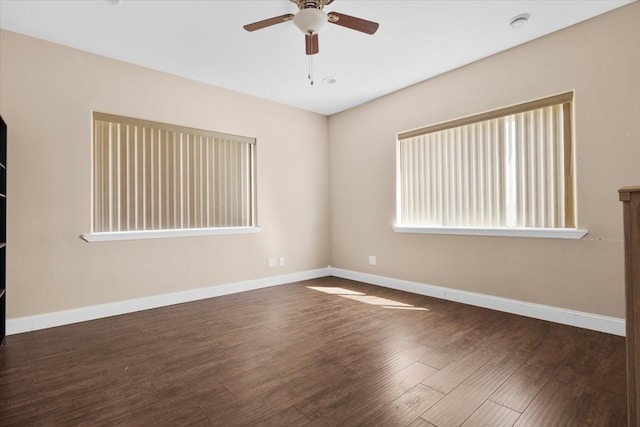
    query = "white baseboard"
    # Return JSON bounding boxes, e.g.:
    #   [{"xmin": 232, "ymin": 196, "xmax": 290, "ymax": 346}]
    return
[
  {"xmin": 329, "ymin": 267, "xmax": 625, "ymax": 337},
  {"xmin": 6, "ymin": 267, "xmax": 330, "ymax": 335},
  {"xmin": 7, "ymin": 266, "xmax": 624, "ymax": 337}
]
